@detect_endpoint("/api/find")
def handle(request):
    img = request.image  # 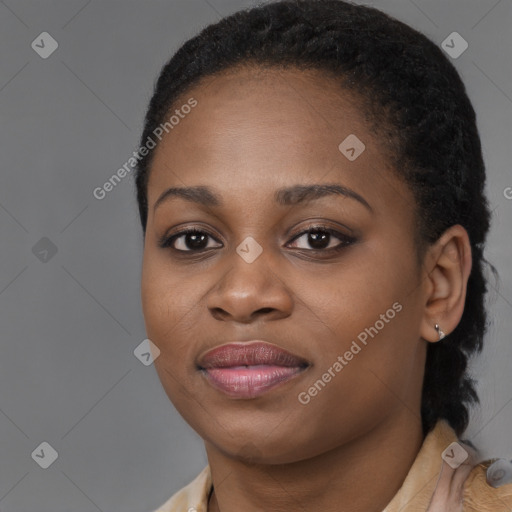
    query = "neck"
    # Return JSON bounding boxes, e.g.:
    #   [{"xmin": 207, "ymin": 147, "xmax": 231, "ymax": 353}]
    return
[{"xmin": 205, "ymin": 412, "xmax": 425, "ymax": 512}]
